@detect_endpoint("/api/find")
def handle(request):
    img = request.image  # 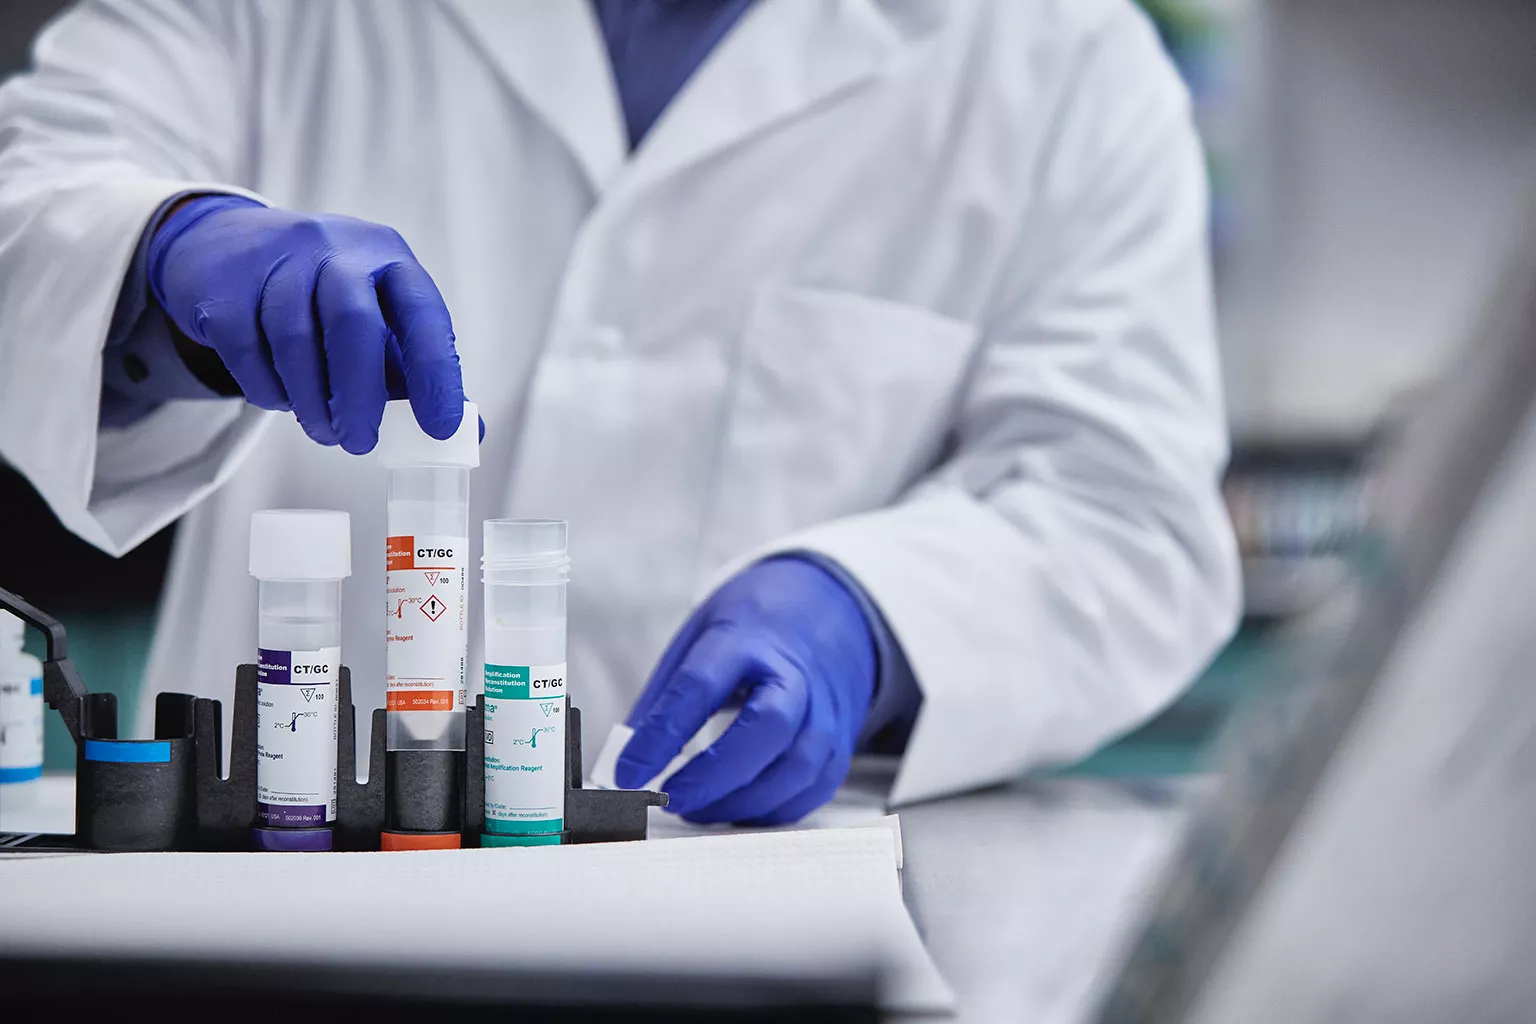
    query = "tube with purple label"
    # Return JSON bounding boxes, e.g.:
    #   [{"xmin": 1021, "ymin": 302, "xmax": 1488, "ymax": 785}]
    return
[{"xmin": 248, "ymin": 509, "xmax": 351, "ymax": 852}]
